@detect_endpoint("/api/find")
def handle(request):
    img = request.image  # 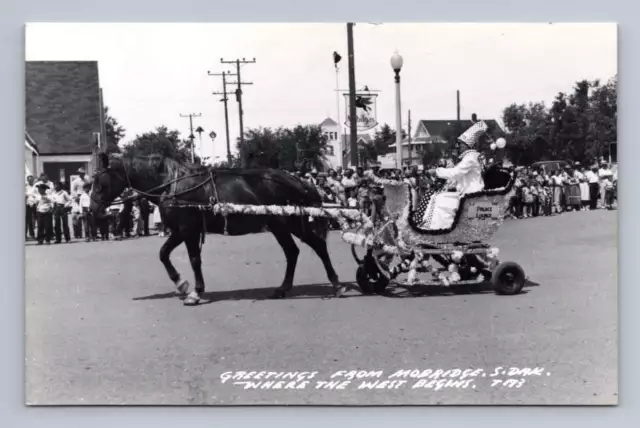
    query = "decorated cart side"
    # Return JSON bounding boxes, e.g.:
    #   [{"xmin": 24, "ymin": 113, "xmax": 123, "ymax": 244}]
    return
[
  {"xmin": 344, "ymin": 166, "xmax": 524, "ymax": 295},
  {"xmin": 198, "ymin": 161, "xmax": 524, "ymax": 297}
]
